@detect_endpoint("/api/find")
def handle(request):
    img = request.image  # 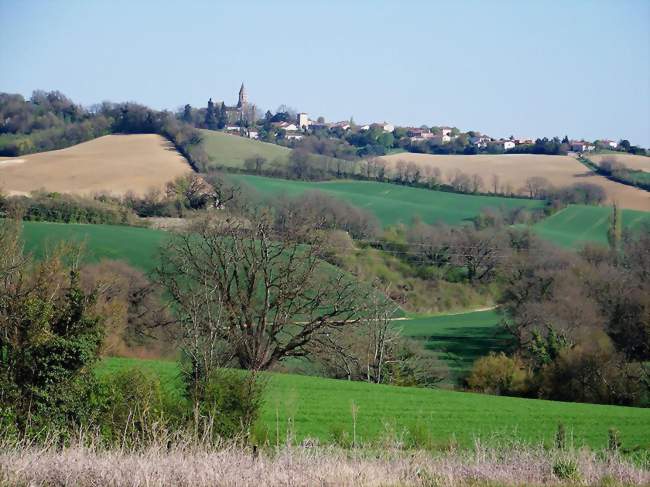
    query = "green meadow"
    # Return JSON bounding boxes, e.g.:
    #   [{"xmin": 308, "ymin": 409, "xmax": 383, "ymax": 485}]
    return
[
  {"xmin": 533, "ymin": 205, "xmax": 650, "ymax": 248},
  {"xmin": 22, "ymin": 220, "xmax": 167, "ymax": 273},
  {"xmin": 98, "ymin": 356, "xmax": 650, "ymax": 450},
  {"xmin": 200, "ymin": 129, "xmax": 291, "ymax": 169},
  {"xmin": 230, "ymin": 174, "xmax": 543, "ymax": 227},
  {"xmin": 399, "ymin": 310, "xmax": 512, "ymax": 380}
]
